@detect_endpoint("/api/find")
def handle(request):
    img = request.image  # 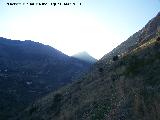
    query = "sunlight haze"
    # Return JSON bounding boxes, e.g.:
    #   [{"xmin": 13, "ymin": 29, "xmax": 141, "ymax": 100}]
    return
[{"xmin": 0, "ymin": 0, "xmax": 160, "ymax": 59}]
